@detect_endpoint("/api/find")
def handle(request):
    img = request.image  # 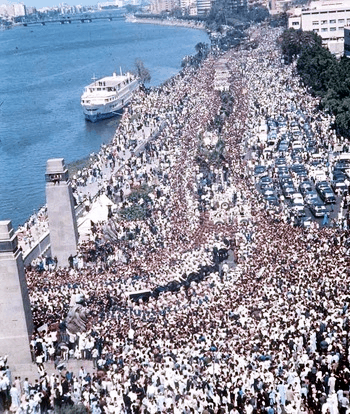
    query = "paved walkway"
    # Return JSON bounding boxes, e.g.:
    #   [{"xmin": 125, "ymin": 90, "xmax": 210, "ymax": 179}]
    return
[{"xmin": 17, "ymin": 124, "xmax": 157, "ymax": 258}]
